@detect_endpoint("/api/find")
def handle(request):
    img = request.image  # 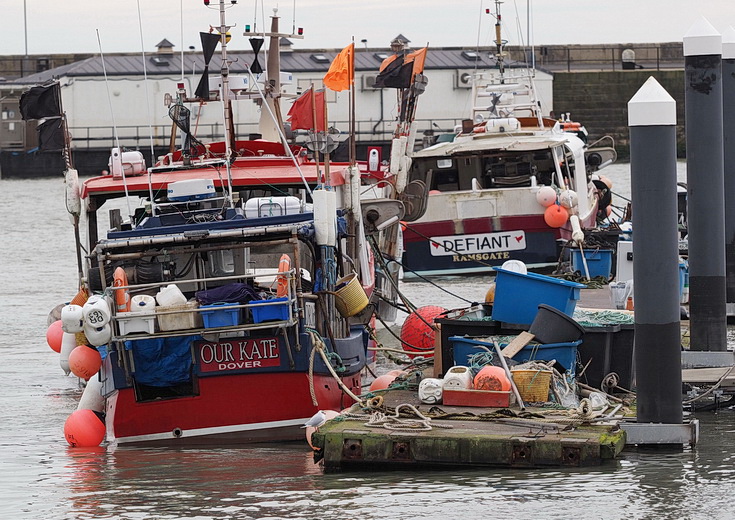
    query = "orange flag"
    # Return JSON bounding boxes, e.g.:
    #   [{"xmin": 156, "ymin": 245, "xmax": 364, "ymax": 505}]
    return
[
  {"xmin": 323, "ymin": 43, "xmax": 354, "ymax": 92},
  {"xmin": 287, "ymin": 88, "xmax": 326, "ymax": 132},
  {"xmin": 406, "ymin": 47, "xmax": 427, "ymax": 76}
]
